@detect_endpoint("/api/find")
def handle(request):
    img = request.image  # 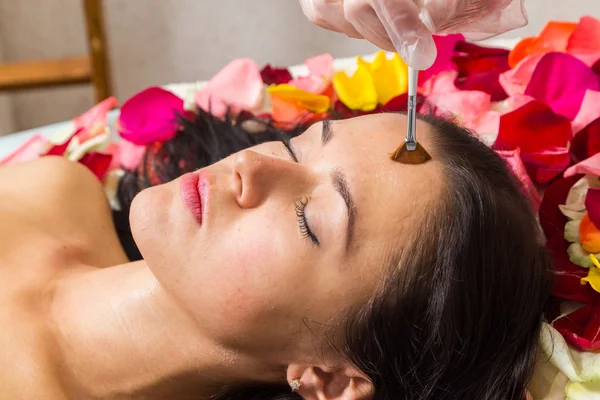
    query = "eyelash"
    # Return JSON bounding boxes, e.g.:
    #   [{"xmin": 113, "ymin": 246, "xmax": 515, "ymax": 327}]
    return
[
  {"xmin": 294, "ymin": 197, "xmax": 320, "ymax": 246},
  {"xmin": 280, "ymin": 137, "xmax": 298, "ymax": 162},
  {"xmin": 280, "ymin": 138, "xmax": 319, "ymax": 246}
]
